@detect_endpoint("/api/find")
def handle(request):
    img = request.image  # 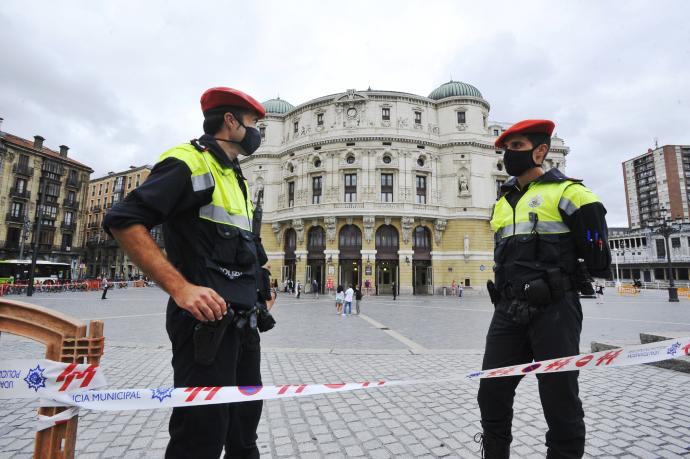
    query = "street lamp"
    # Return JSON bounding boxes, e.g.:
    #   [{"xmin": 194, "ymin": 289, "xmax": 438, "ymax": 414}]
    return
[
  {"xmin": 647, "ymin": 208, "xmax": 684, "ymax": 302},
  {"xmin": 612, "ymin": 247, "xmax": 623, "ymax": 287}
]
